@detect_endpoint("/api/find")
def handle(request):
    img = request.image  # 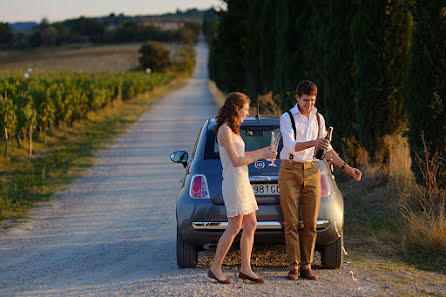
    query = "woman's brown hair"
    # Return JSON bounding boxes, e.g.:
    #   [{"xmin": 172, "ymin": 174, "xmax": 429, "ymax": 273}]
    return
[{"xmin": 214, "ymin": 92, "xmax": 250, "ymax": 135}]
